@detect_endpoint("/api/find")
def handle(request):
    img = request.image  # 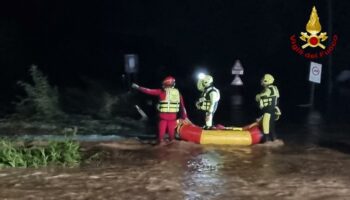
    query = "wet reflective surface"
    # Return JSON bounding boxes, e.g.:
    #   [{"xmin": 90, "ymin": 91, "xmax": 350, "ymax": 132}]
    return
[
  {"xmin": 1, "ymin": 132, "xmax": 350, "ymax": 199},
  {"xmin": 2, "ymin": 98, "xmax": 350, "ymax": 199}
]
